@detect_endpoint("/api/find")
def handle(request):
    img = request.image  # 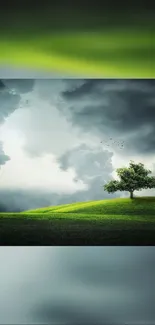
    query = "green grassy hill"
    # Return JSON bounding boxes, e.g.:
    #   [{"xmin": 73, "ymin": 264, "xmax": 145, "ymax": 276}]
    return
[
  {"xmin": 0, "ymin": 197, "xmax": 155, "ymax": 245},
  {"xmin": 25, "ymin": 197, "xmax": 155, "ymax": 216}
]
